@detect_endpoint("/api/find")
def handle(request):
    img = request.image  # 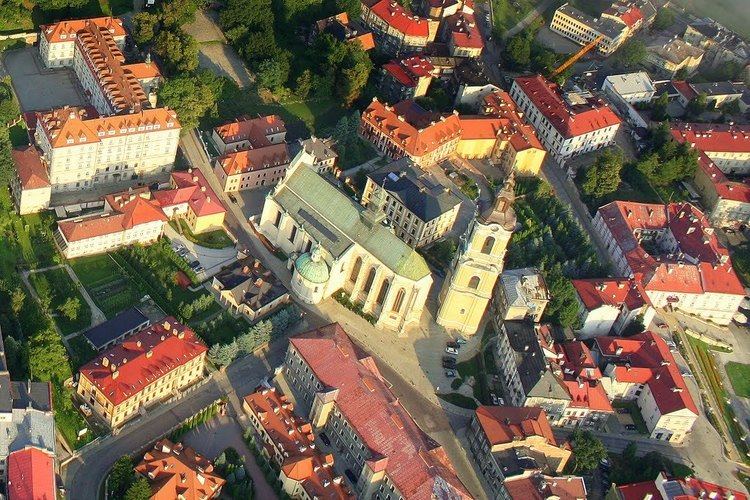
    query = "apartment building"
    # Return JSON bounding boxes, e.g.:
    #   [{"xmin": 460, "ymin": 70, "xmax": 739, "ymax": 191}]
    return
[
  {"xmin": 242, "ymin": 387, "xmax": 353, "ymax": 499},
  {"xmin": 135, "ymin": 439, "xmax": 225, "ymax": 499},
  {"xmin": 592, "ymin": 201, "xmax": 745, "ymax": 325},
  {"xmin": 468, "ymin": 406, "xmax": 572, "ymax": 498},
  {"xmin": 6, "ymin": 447, "xmax": 56, "ymax": 500},
  {"xmin": 380, "ymin": 55, "xmax": 436, "ymax": 101},
  {"xmin": 211, "ymin": 115, "xmax": 287, "ymax": 155},
  {"xmin": 34, "ymin": 106, "xmax": 180, "ymax": 193},
  {"xmin": 601, "ymin": 72, "xmax": 656, "ymax": 105},
  {"xmin": 594, "ymin": 332, "xmax": 698, "ymax": 443},
  {"xmin": 493, "ymin": 267, "xmax": 550, "ymax": 322},
  {"xmin": 572, "ymin": 278, "xmax": 652, "ymax": 338},
  {"xmin": 10, "ymin": 146, "xmax": 51, "ymax": 215},
  {"xmin": 293, "ymin": 137, "xmax": 338, "ymax": 174},
  {"xmin": 77, "ymin": 318, "xmax": 207, "ymax": 428},
  {"xmin": 510, "ymin": 75, "xmax": 621, "ymax": 164},
  {"xmin": 361, "ymin": 157, "xmax": 461, "ymax": 247},
  {"xmin": 671, "ymin": 122, "xmax": 750, "ymax": 174},
  {"xmin": 443, "ymin": 12, "xmax": 484, "ymax": 57},
  {"xmin": 152, "ymin": 169, "xmax": 227, "ymax": 234},
  {"xmin": 645, "ymin": 37, "xmax": 704, "ymax": 77},
  {"xmin": 40, "ymin": 16, "xmax": 126, "ymax": 68},
  {"xmin": 55, "ymin": 192, "xmax": 167, "ymax": 259},
  {"xmin": 212, "ymin": 258, "xmax": 290, "ymax": 322},
  {"xmin": 214, "ymin": 143, "xmax": 290, "ymax": 192},
  {"xmin": 360, "ymin": 0, "xmax": 439, "ymax": 55},
  {"xmin": 607, "ymin": 472, "xmax": 747, "ymax": 500},
  {"xmin": 692, "ymin": 151, "xmax": 750, "ymax": 228},
  {"xmin": 283, "ymin": 324, "xmax": 472, "ymax": 499},
  {"xmin": 549, "ymin": 3, "xmax": 629, "ymax": 56}
]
